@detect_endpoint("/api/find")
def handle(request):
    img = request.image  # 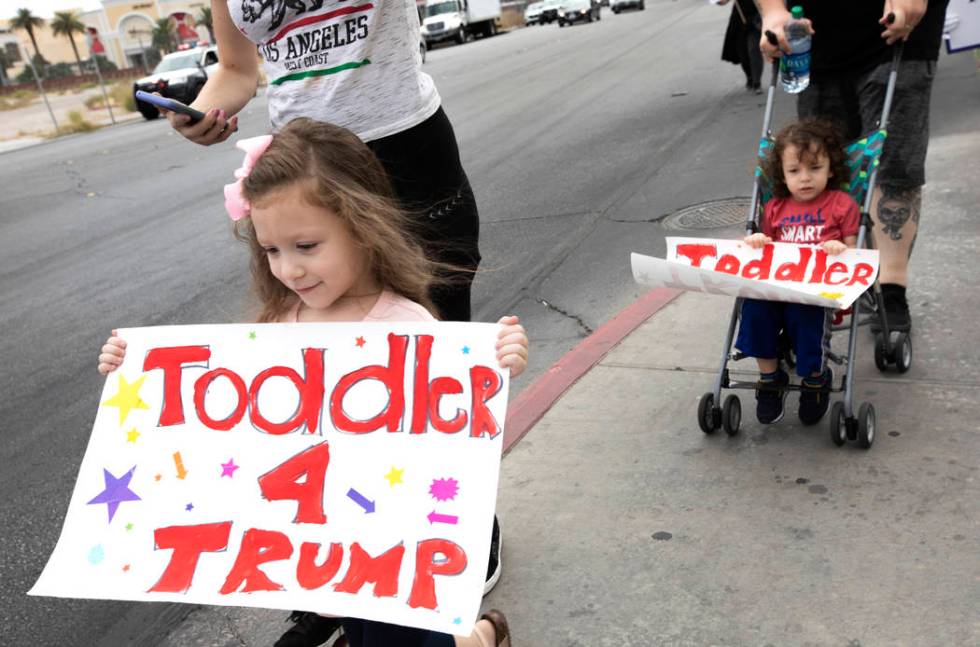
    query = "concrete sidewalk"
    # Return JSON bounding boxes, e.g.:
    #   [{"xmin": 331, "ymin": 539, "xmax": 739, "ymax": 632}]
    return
[
  {"xmin": 136, "ymin": 51, "xmax": 979, "ymax": 647},
  {"xmin": 482, "ymin": 76, "xmax": 980, "ymax": 647}
]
